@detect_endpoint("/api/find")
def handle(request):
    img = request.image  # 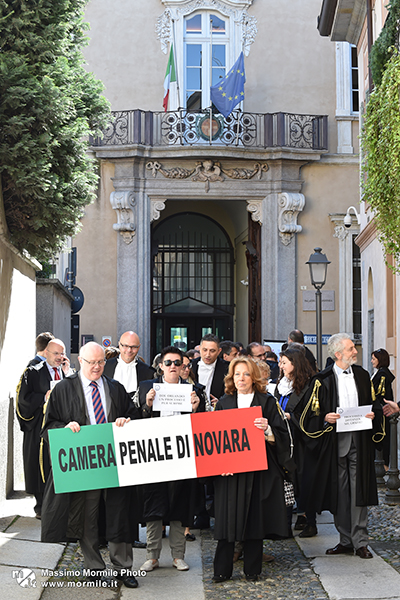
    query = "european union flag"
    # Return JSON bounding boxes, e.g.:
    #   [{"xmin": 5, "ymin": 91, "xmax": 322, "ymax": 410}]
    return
[{"xmin": 210, "ymin": 52, "xmax": 245, "ymax": 117}]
